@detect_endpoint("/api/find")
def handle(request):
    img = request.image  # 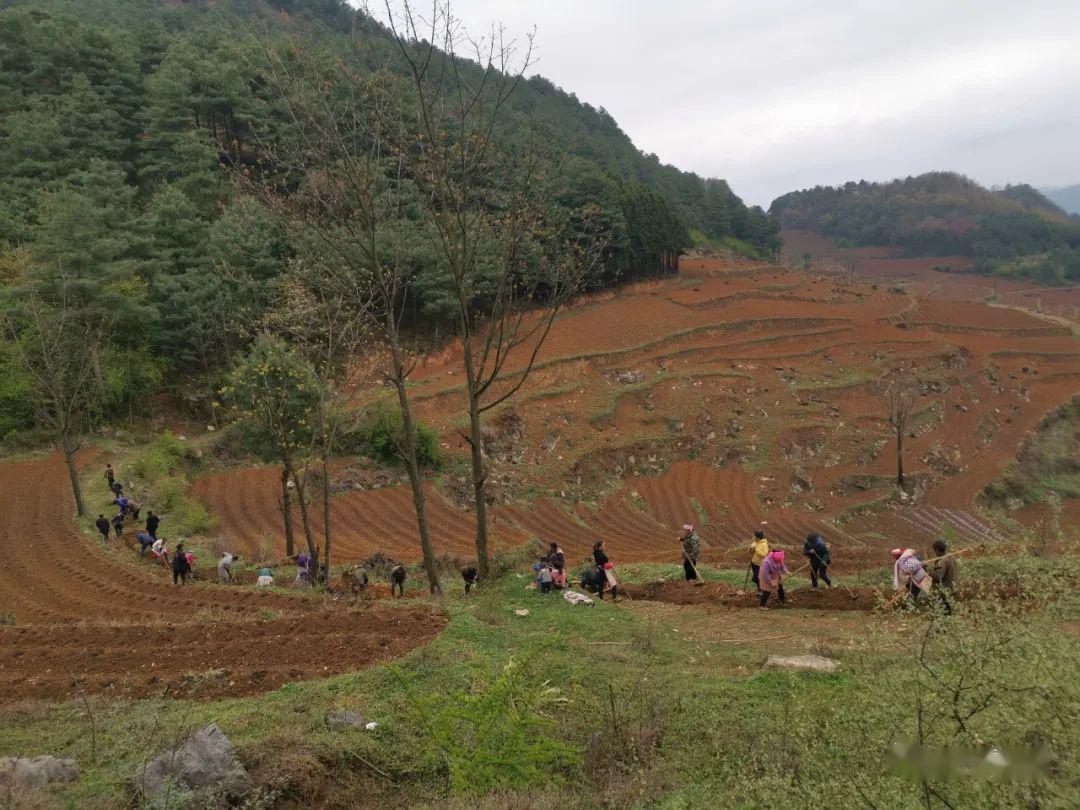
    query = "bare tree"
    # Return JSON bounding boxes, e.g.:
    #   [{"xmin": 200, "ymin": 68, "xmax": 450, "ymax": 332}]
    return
[
  {"xmin": 246, "ymin": 40, "xmax": 445, "ymax": 594},
  {"xmin": 264, "ymin": 265, "xmax": 373, "ymax": 579},
  {"xmin": 1, "ymin": 288, "xmax": 112, "ymax": 517},
  {"xmin": 383, "ymin": 1, "xmax": 604, "ymax": 577},
  {"xmin": 881, "ymin": 366, "xmax": 920, "ymax": 489}
]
